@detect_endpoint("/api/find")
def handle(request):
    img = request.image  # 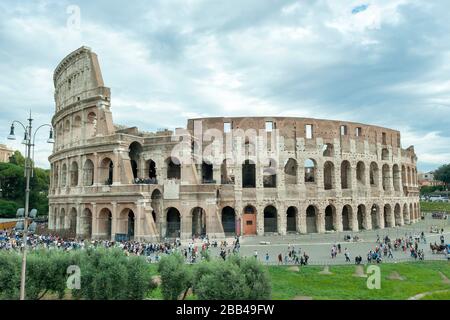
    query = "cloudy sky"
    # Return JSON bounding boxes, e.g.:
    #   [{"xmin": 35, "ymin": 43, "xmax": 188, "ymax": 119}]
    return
[{"xmin": 0, "ymin": 0, "xmax": 449, "ymax": 171}]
